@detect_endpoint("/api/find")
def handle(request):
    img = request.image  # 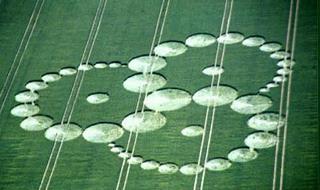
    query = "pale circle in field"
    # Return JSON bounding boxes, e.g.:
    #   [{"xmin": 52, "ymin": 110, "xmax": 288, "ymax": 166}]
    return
[
  {"xmin": 128, "ymin": 56, "xmax": 167, "ymax": 73},
  {"xmin": 227, "ymin": 148, "xmax": 258, "ymax": 162},
  {"xmin": 185, "ymin": 33, "xmax": 216, "ymax": 48},
  {"xmin": 193, "ymin": 85, "xmax": 238, "ymax": 107},
  {"xmin": 123, "ymin": 73, "xmax": 167, "ymax": 93},
  {"xmin": 259, "ymin": 42, "xmax": 282, "ymax": 52},
  {"xmin": 78, "ymin": 63, "xmax": 93, "ymax": 71},
  {"xmin": 217, "ymin": 32, "xmax": 244, "ymax": 44},
  {"xmin": 242, "ymin": 36, "xmax": 265, "ymax": 47},
  {"xmin": 158, "ymin": 163, "xmax": 179, "ymax": 174},
  {"xmin": 277, "ymin": 59, "xmax": 296, "ymax": 67},
  {"xmin": 259, "ymin": 87, "xmax": 269, "ymax": 93},
  {"xmin": 45, "ymin": 123, "xmax": 82, "ymax": 142},
  {"xmin": 86, "ymin": 93, "xmax": 109, "ymax": 104},
  {"xmin": 122, "ymin": 111, "xmax": 166, "ymax": 133},
  {"xmin": 15, "ymin": 91, "xmax": 39, "ymax": 103},
  {"xmin": 266, "ymin": 82, "xmax": 279, "ymax": 89},
  {"xmin": 181, "ymin": 125, "xmax": 203, "ymax": 137},
  {"xmin": 273, "ymin": 75, "xmax": 287, "ymax": 83},
  {"xmin": 41, "ymin": 73, "xmax": 61, "ymax": 83},
  {"xmin": 270, "ymin": 51, "xmax": 290, "ymax": 59},
  {"xmin": 59, "ymin": 67, "xmax": 77, "ymax": 76},
  {"xmin": 127, "ymin": 156, "xmax": 144, "ymax": 165},
  {"xmin": 244, "ymin": 132, "xmax": 278, "ymax": 149},
  {"xmin": 179, "ymin": 163, "xmax": 203, "ymax": 175},
  {"xmin": 202, "ymin": 65, "xmax": 224, "ymax": 76},
  {"xmin": 82, "ymin": 123, "xmax": 124, "ymax": 143},
  {"xmin": 154, "ymin": 41, "xmax": 187, "ymax": 57},
  {"xmin": 110, "ymin": 145, "xmax": 124, "ymax": 153},
  {"xmin": 141, "ymin": 160, "xmax": 160, "ymax": 170},
  {"xmin": 205, "ymin": 158, "xmax": 232, "ymax": 171},
  {"xmin": 230, "ymin": 95, "xmax": 272, "ymax": 114},
  {"xmin": 20, "ymin": 115, "xmax": 53, "ymax": 131},
  {"xmin": 109, "ymin": 62, "xmax": 121, "ymax": 68},
  {"xmin": 108, "ymin": 142, "xmax": 116, "ymax": 147},
  {"xmin": 94, "ymin": 62, "xmax": 108, "ymax": 69},
  {"xmin": 247, "ymin": 113, "xmax": 285, "ymax": 131},
  {"xmin": 11, "ymin": 104, "xmax": 40, "ymax": 117},
  {"xmin": 118, "ymin": 151, "xmax": 132, "ymax": 159},
  {"xmin": 144, "ymin": 89, "xmax": 192, "ymax": 111},
  {"xmin": 25, "ymin": 81, "xmax": 48, "ymax": 91},
  {"xmin": 277, "ymin": 68, "xmax": 291, "ymax": 75}
]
